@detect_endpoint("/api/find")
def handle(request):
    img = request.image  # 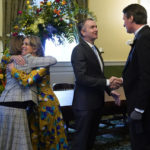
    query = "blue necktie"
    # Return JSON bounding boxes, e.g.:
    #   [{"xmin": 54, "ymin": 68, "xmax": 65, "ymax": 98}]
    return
[{"xmin": 92, "ymin": 46, "xmax": 103, "ymax": 71}]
